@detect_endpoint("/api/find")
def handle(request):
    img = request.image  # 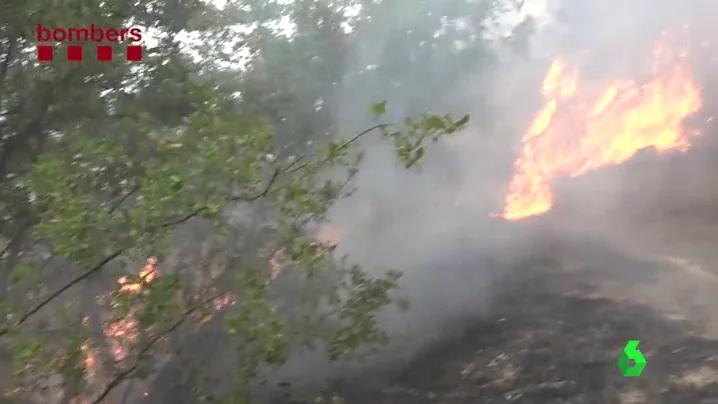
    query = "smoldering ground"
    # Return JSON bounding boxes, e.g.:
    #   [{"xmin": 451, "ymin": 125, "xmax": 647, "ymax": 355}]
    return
[{"xmin": 247, "ymin": 0, "xmax": 718, "ymax": 400}]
